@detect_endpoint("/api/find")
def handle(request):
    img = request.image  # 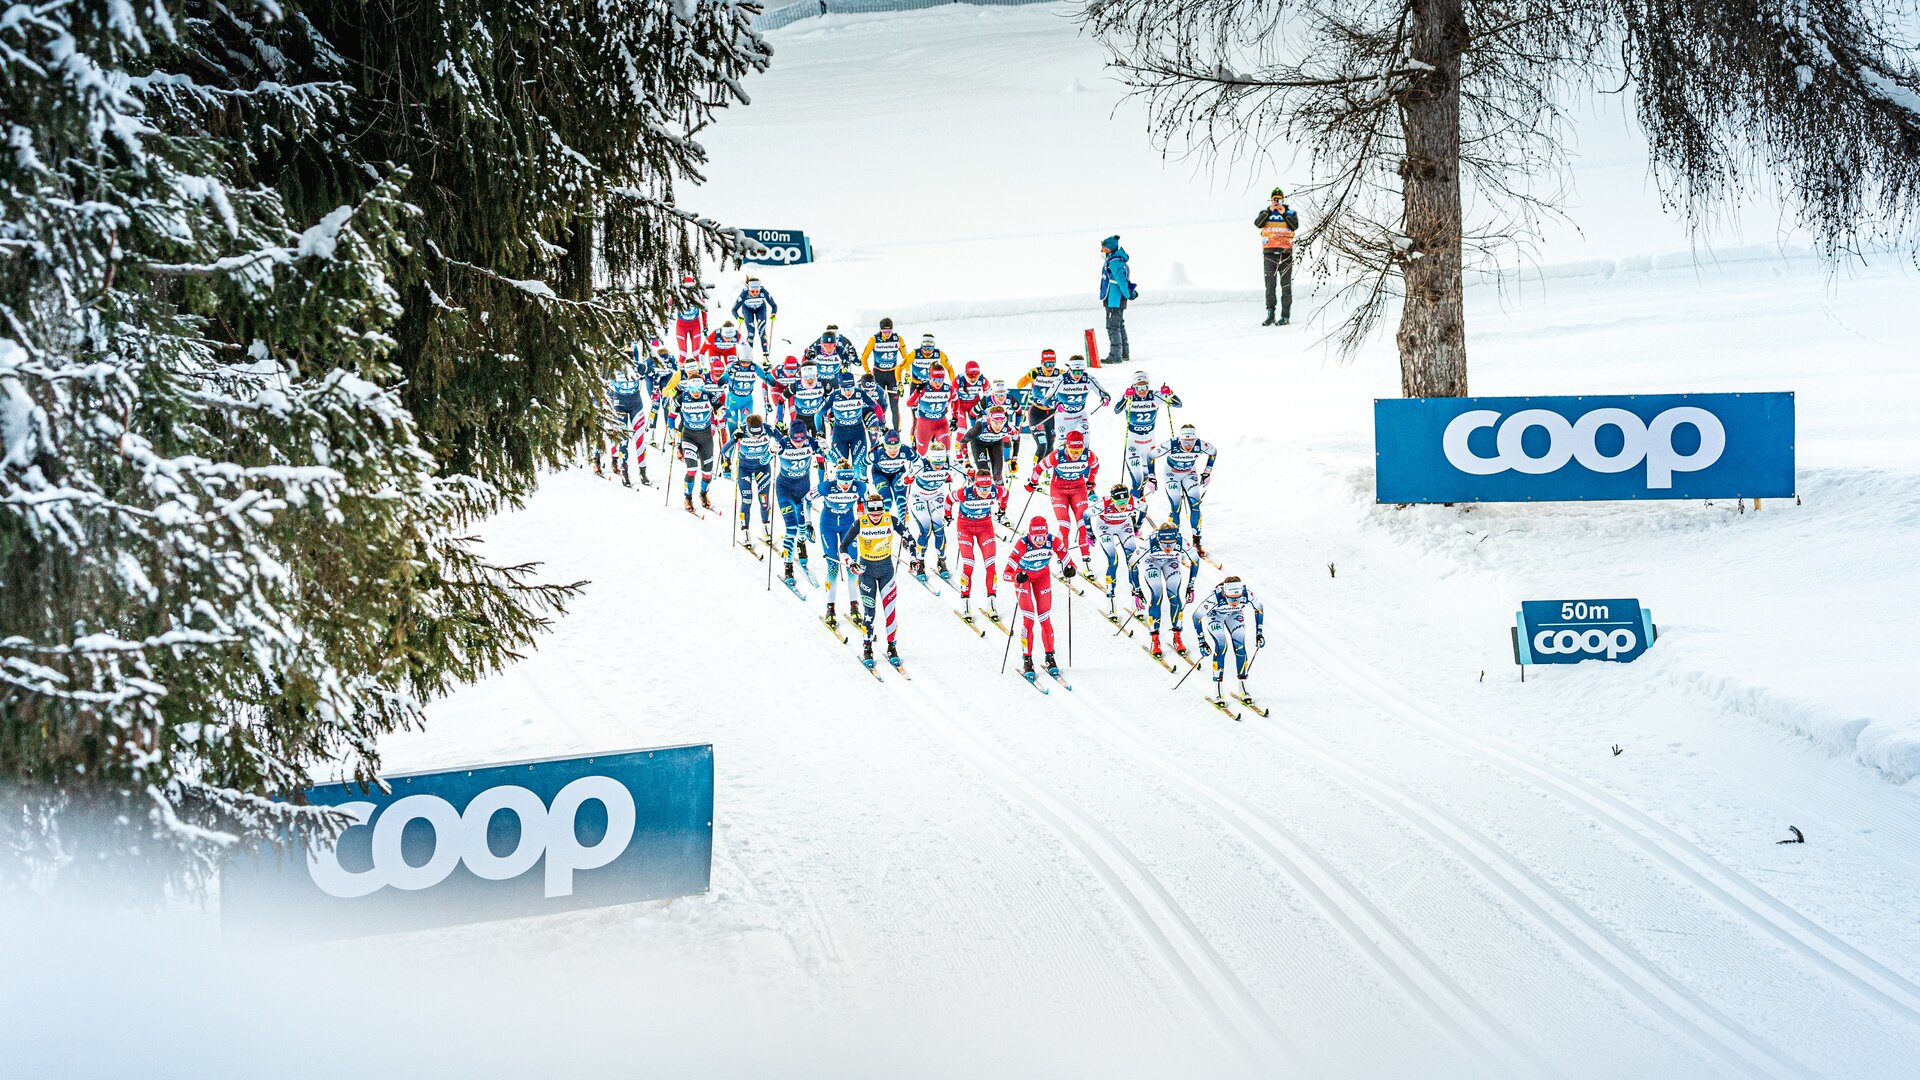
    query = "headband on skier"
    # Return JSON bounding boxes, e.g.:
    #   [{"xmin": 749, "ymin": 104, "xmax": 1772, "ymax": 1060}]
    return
[
  {"xmin": 928, "ymin": 444, "xmax": 948, "ymax": 462},
  {"xmin": 1133, "ymin": 370, "xmax": 1149, "ymax": 384},
  {"xmin": 1064, "ymin": 430, "xmax": 1085, "ymax": 450},
  {"xmin": 836, "ymin": 463, "xmax": 856, "ymax": 484},
  {"xmin": 1067, "ymin": 354, "xmax": 1087, "ymax": 372},
  {"xmin": 1222, "ymin": 576, "xmax": 1246, "ymax": 598},
  {"xmin": 1109, "ymin": 483, "xmax": 1129, "ymax": 500},
  {"xmin": 1029, "ymin": 515, "xmax": 1051, "ymax": 535},
  {"xmin": 1179, "ymin": 423, "xmax": 1197, "ymax": 440},
  {"xmin": 800, "ymin": 364, "xmax": 818, "ymax": 380},
  {"xmin": 864, "ymin": 494, "xmax": 885, "ymax": 514},
  {"xmin": 974, "ymin": 471, "xmax": 993, "ymax": 487},
  {"xmin": 880, "ymin": 317, "xmax": 894, "ymax": 329},
  {"xmin": 1040, "ymin": 349, "xmax": 1057, "ymax": 366},
  {"xmin": 746, "ymin": 413, "xmax": 765, "ymax": 432}
]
